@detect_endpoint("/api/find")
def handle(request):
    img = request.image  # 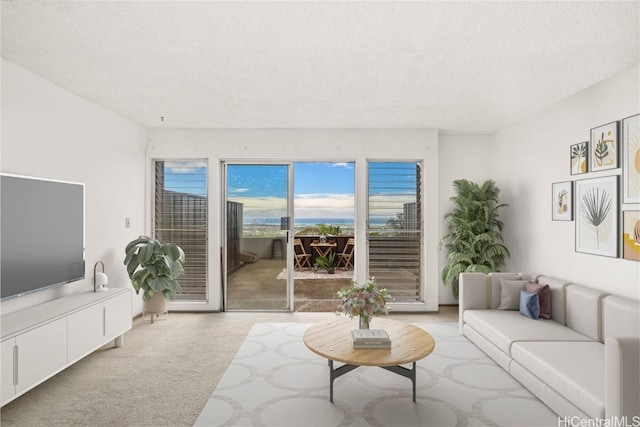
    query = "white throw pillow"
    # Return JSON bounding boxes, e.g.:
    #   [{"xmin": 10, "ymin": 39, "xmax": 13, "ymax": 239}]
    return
[{"xmin": 498, "ymin": 279, "xmax": 527, "ymax": 310}]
